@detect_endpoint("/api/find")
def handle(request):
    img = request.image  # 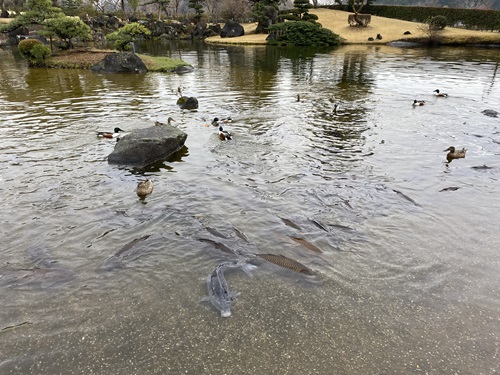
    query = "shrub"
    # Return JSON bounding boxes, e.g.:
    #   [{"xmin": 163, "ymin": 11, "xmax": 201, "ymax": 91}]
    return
[
  {"xmin": 302, "ymin": 13, "xmax": 319, "ymax": 22},
  {"xmin": 18, "ymin": 38, "xmax": 51, "ymax": 64},
  {"xmin": 30, "ymin": 43, "xmax": 51, "ymax": 62},
  {"xmin": 282, "ymin": 14, "xmax": 300, "ymax": 21},
  {"xmin": 418, "ymin": 16, "xmax": 446, "ymax": 44},
  {"xmin": 18, "ymin": 39, "xmax": 42, "ymax": 56},
  {"xmin": 268, "ymin": 21, "xmax": 340, "ymax": 47},
  {"xmin": 107, "ymin": 22, "xmax": 151, "ymax": 51},
  {"xmin": 43, "ymin": 16, "xmax": 92, "ymax": 49},
  {"xmin": 429, "ymin": 15, "xmax": 447, "ymax": 30}
]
